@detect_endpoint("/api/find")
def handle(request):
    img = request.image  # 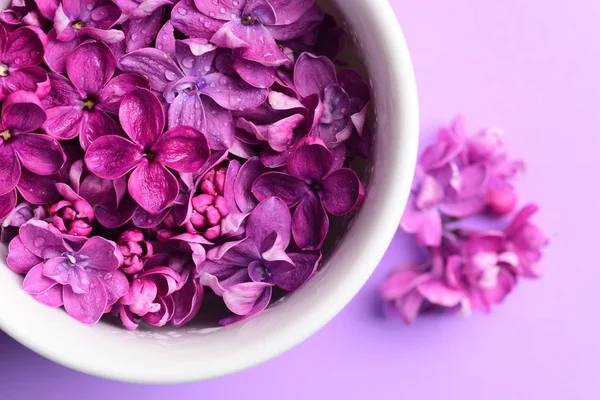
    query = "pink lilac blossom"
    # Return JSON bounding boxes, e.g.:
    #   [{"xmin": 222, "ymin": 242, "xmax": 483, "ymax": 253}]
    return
[
  {"xmin": 382, "ymin": 118, "xmax": 547, "ymax": 324},
  {"xmin": 0, "ymin": 0, "xmax": 370, "ymax": 329}
]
